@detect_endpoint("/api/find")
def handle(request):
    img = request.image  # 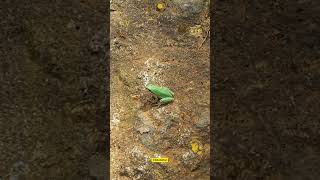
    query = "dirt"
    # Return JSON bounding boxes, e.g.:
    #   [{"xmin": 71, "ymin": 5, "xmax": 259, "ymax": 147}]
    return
[
  {"xmin": 110, "ymin": 0, "xmax": 210, "ymax": 179},
  {"xmin": 0, "ymin": 0, "xmax": 109, "ymax": 179},
  {"xmin": 212, "ymin": 0, "xmax": 320, "ymax": 179}
]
